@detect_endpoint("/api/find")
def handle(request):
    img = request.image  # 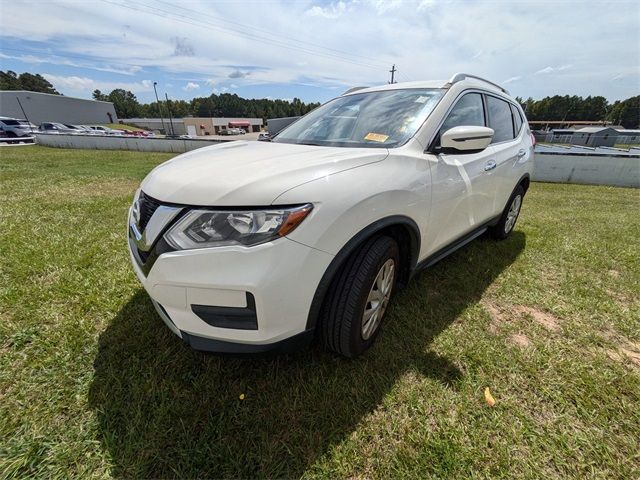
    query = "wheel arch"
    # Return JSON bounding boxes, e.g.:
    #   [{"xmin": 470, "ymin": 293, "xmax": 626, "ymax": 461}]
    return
[
  {"xmin": 305, "ymin": 215, "xmax": 420, "ymax": 331},
  {"xmin": 519, "ymin": 173, "xmax": 530, "ymax": 193}
]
